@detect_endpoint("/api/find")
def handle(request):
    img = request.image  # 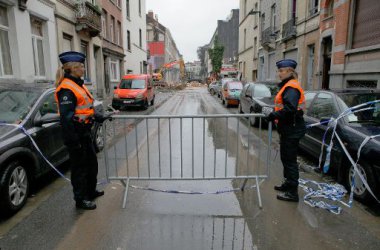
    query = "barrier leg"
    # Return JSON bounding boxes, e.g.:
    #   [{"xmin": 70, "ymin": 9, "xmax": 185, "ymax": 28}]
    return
[
  {"xmin": 255, "ymin": 176, "xmax": 263, "ymax": 209},
  {"xmin": 240, "ymin": 178, "xmax": 248, "ymax": 191},
  {"xmin": 122, "ymin": 178, "xmax": 130, "ymax": 209}
]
